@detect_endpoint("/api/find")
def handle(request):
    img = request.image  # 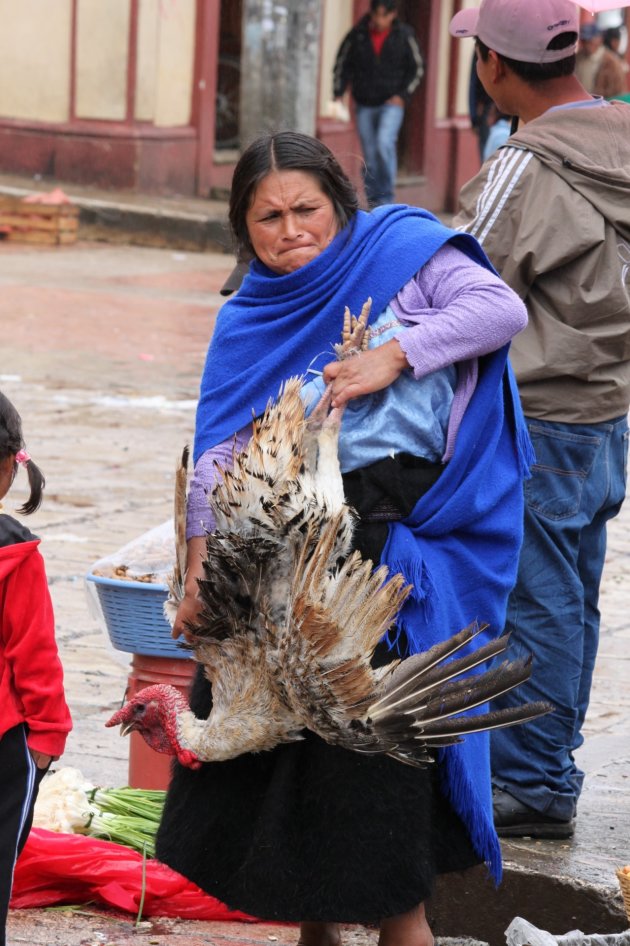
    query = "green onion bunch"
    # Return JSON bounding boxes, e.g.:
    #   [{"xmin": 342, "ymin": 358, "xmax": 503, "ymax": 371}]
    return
[
  {"xmin": 33, "ymin": 767, "xmax": 166, "ymax": 857},
  {"xmin": 85, "ymin": 787, "xmax": 166, "ymax": 857}
]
